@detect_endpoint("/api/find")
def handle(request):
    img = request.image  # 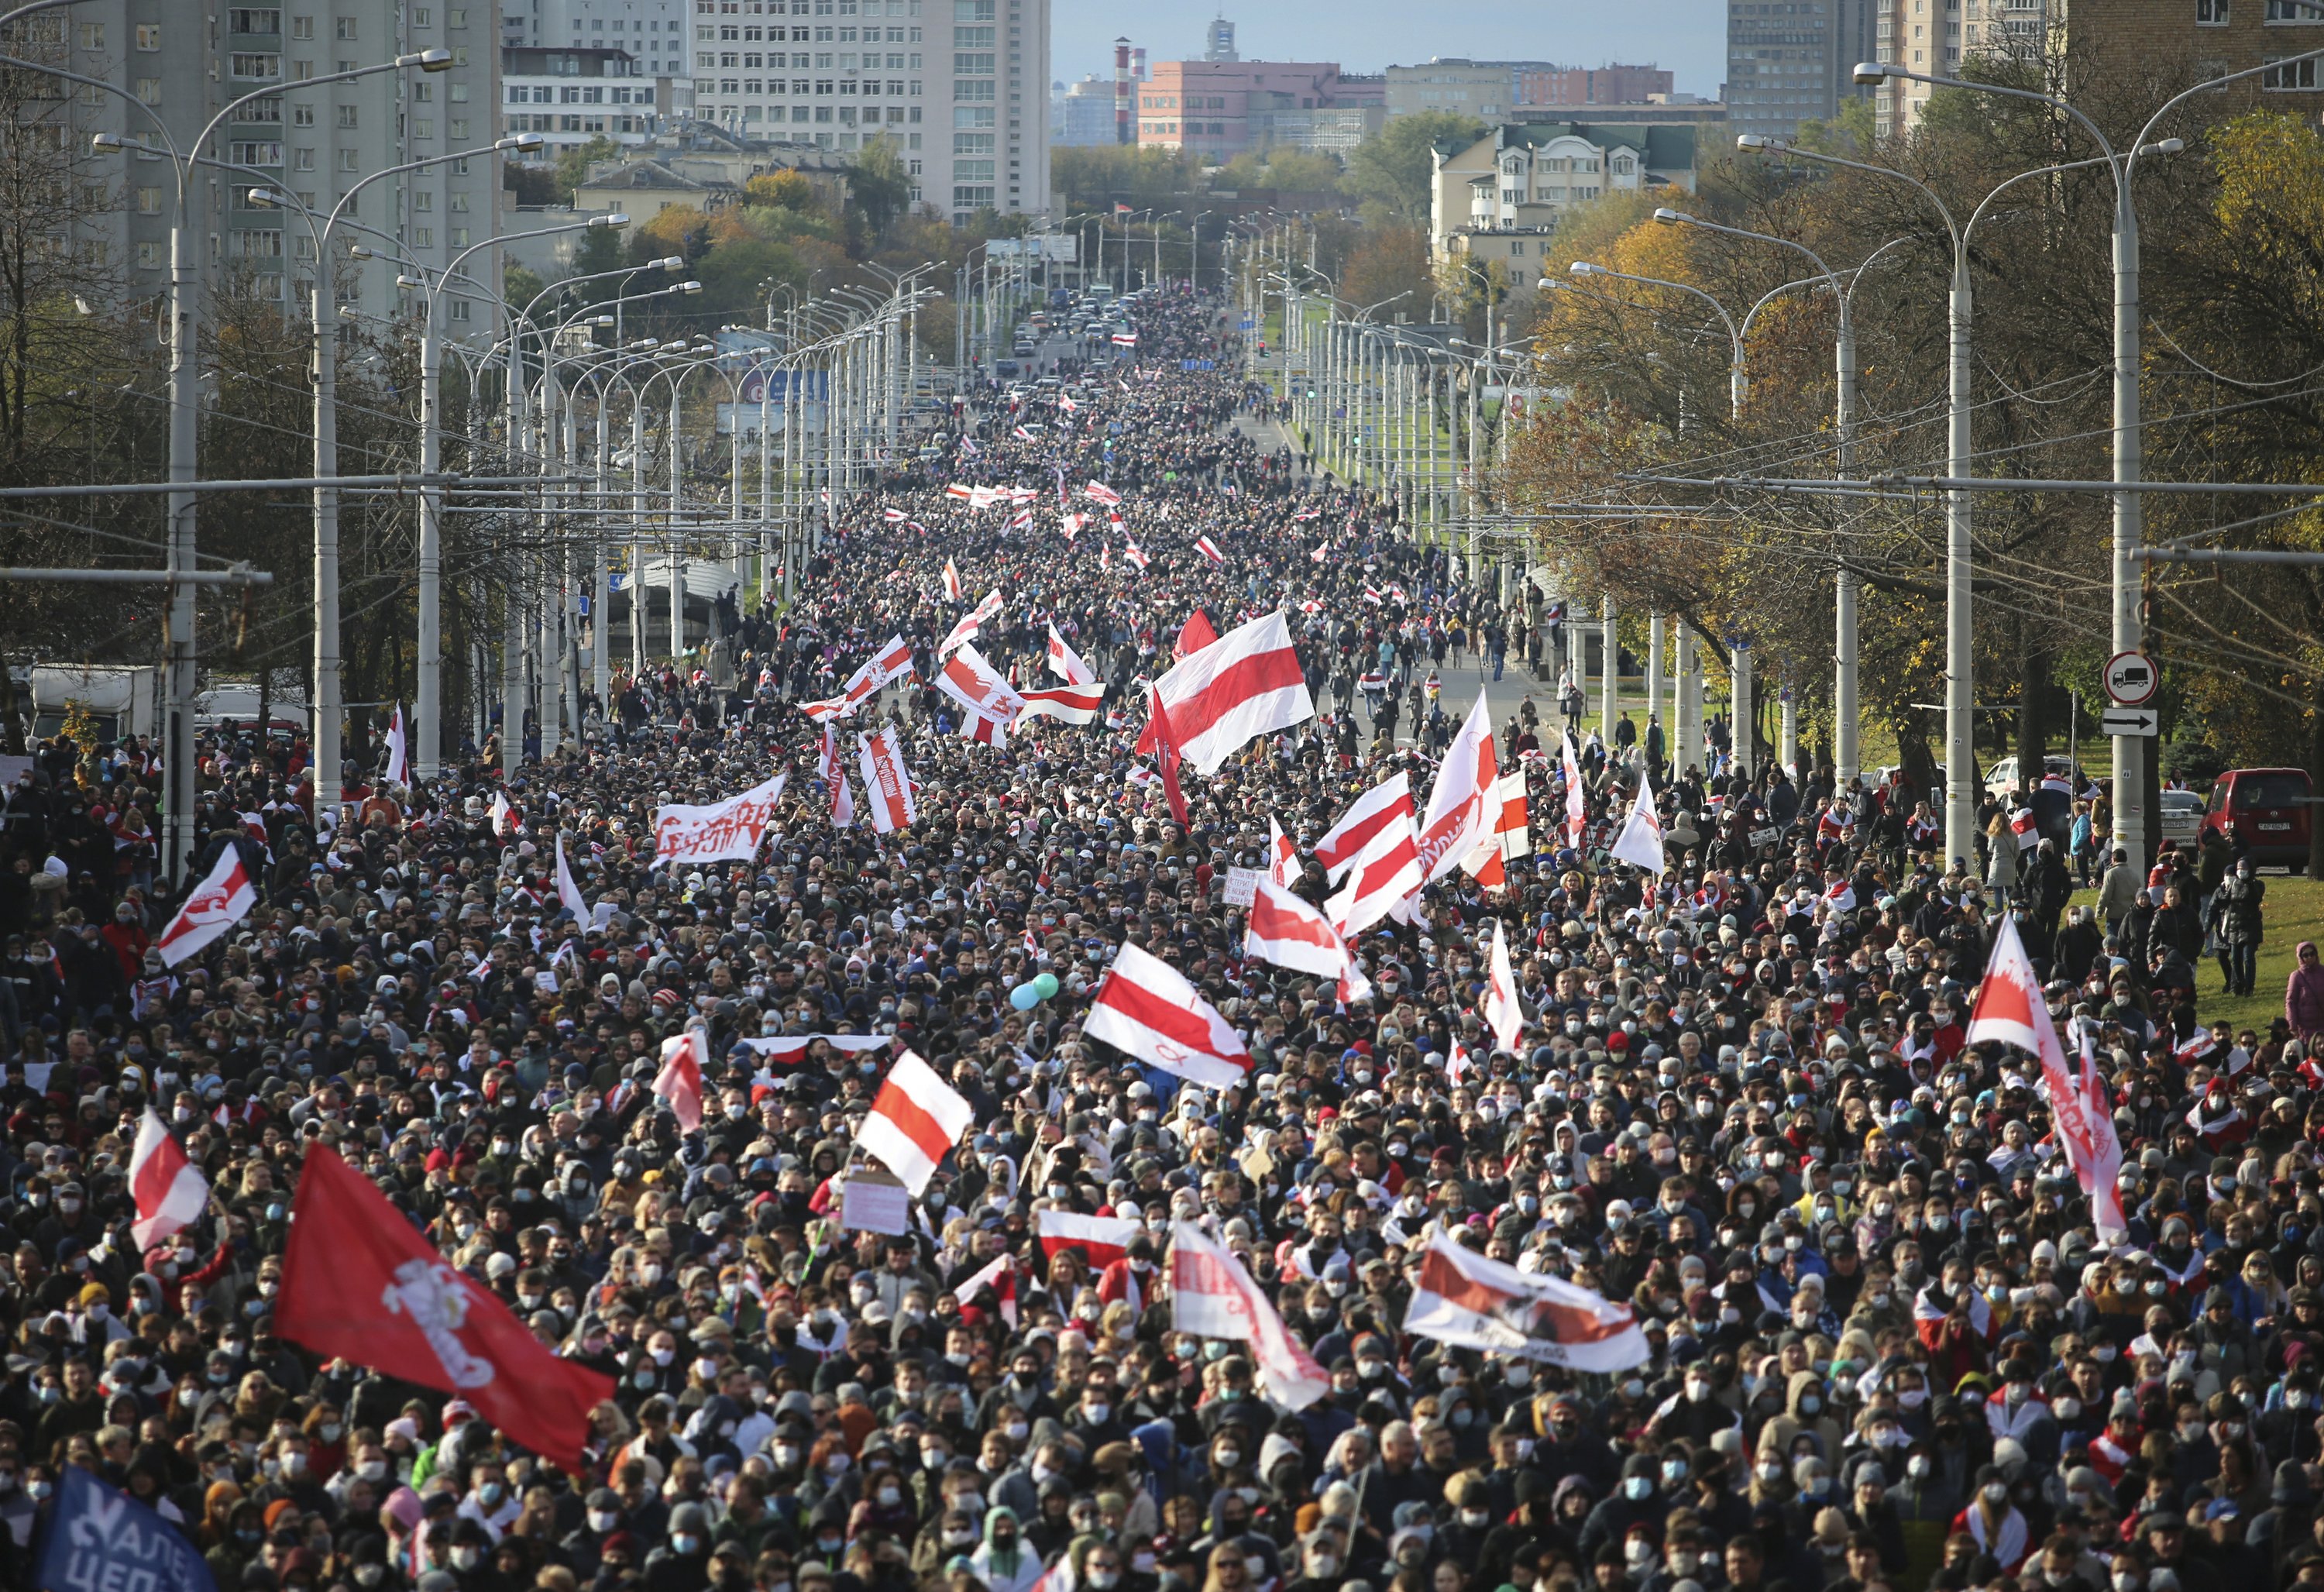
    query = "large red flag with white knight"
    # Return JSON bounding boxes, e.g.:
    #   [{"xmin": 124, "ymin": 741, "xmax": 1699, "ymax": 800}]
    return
[{"xmin": 277, "ymin": 1145, "xmax": 614, "ymax": 1470}]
